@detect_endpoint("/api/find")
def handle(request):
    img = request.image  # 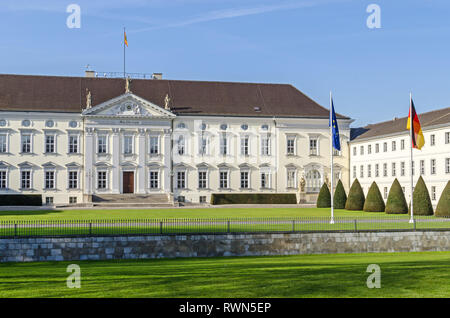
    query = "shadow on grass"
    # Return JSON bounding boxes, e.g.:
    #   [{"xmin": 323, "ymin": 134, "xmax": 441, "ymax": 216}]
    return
[{"xmin": 0, "ymin": 210, "xmax": 65, "ymax": 217}]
